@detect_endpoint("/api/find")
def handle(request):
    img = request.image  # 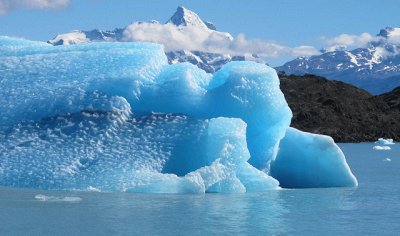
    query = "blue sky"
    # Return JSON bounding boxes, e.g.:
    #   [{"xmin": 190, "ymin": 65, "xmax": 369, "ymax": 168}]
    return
[{"xmin": 1, "ymin": 0, "xmax": 400, "ymax": 65}]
